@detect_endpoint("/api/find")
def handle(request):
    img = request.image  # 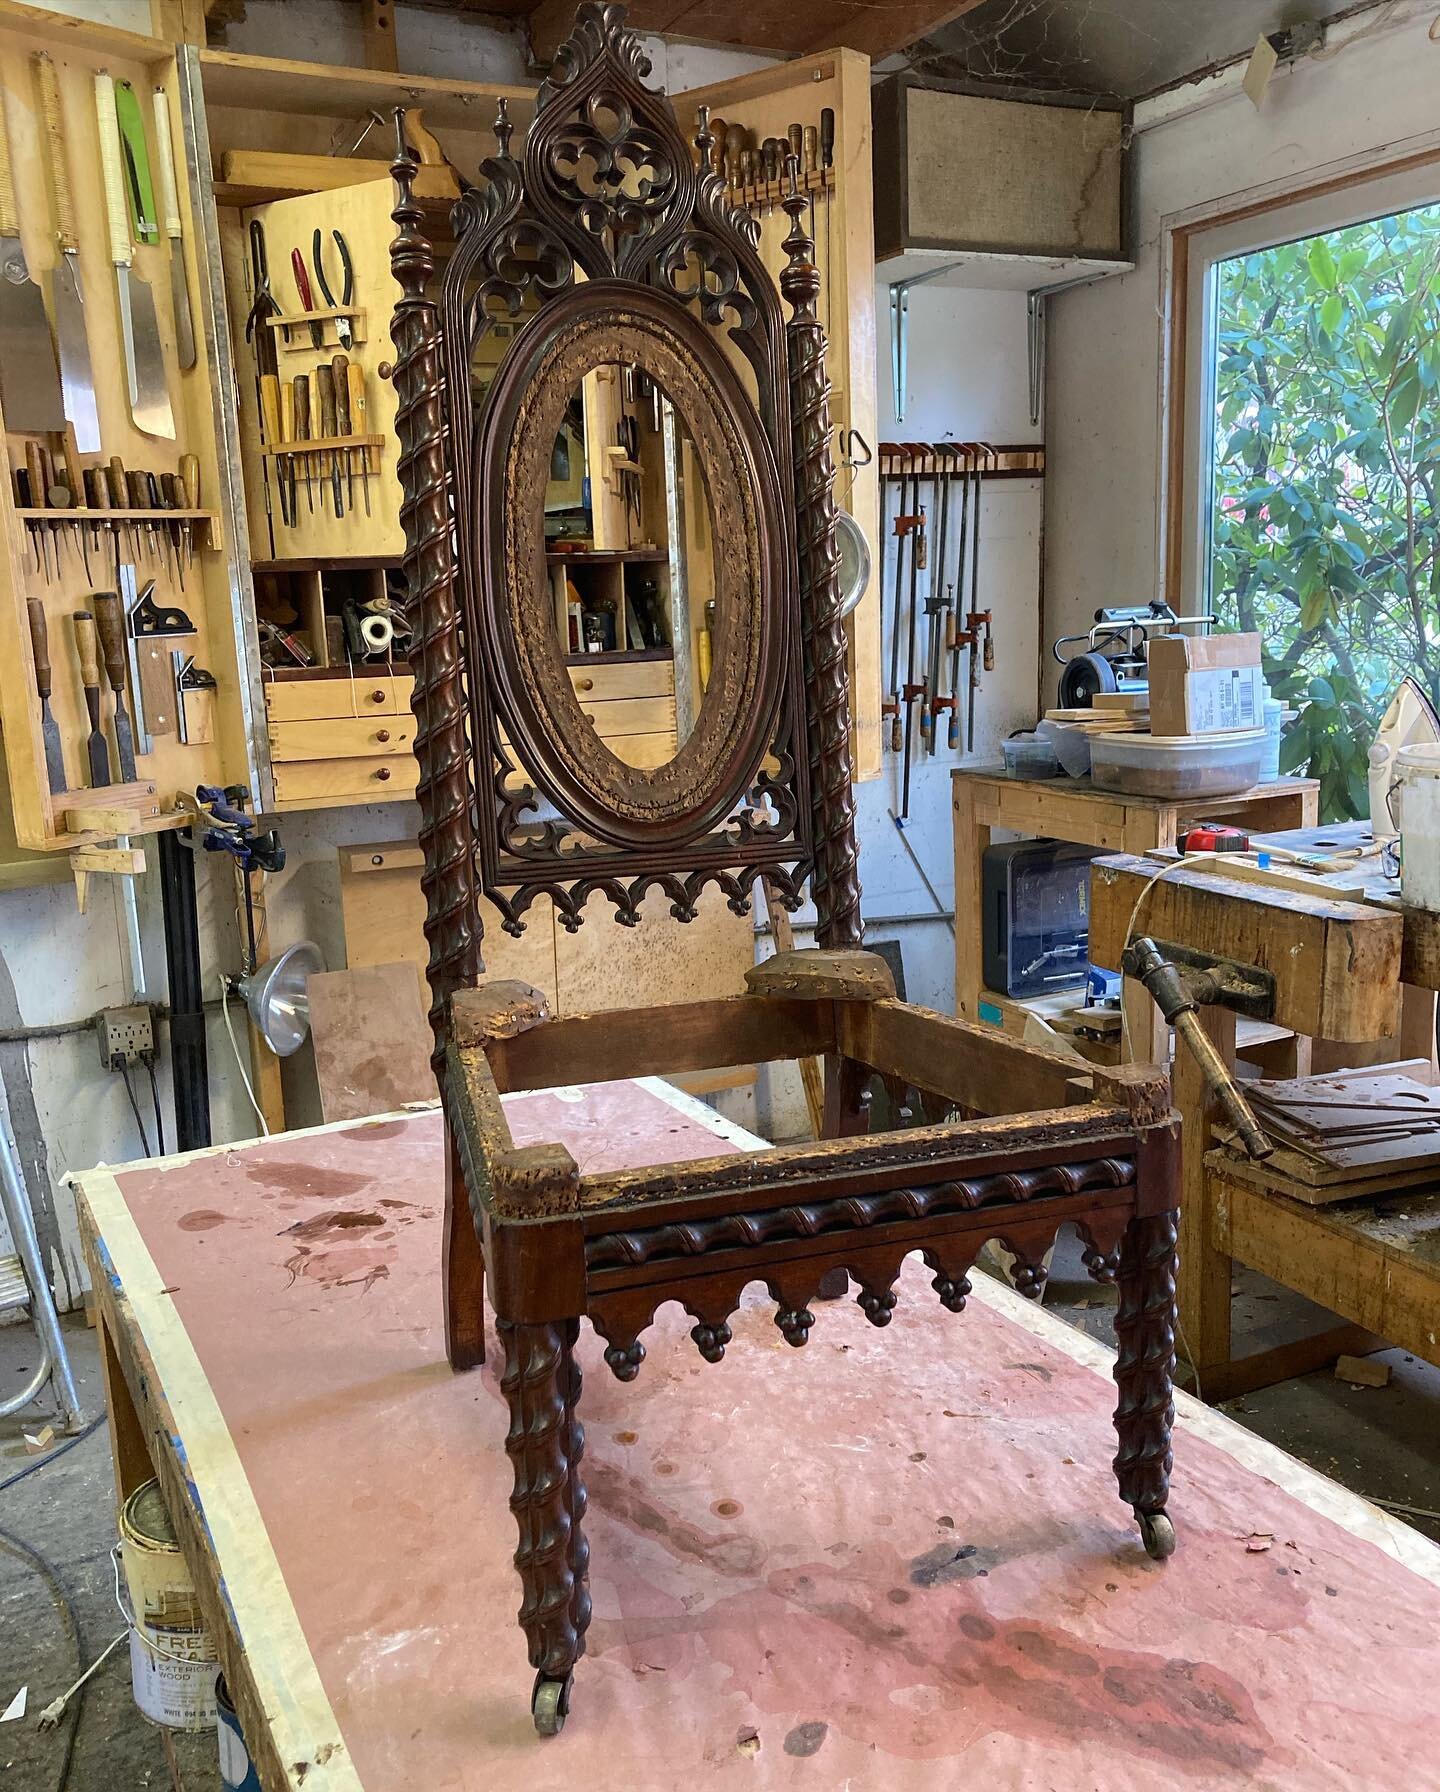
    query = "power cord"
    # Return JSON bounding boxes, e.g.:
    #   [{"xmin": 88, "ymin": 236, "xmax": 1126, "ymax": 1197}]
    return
[
  {"xmin": 117, "ymin": 1061, "xmax": 152, "ymax": 1159},
  {"xmin": 0, "ymin": 1414, "xmax": 106, "ymax": 1496},
  {"xmin": 219, "ymin": 973, "xmax": 270, "ymax": 1136},
  {"xmin": 143, "ymin": 1053, "xmax": 165, "ymax": 1157},
  {"xmin": 0, "ymin": 1523, "xmax": 86, "ymax": 1792}
]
